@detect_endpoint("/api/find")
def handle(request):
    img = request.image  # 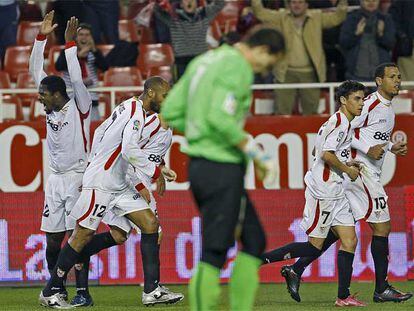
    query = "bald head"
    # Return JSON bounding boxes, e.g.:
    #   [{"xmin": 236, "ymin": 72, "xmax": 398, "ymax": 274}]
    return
[{"xmin": 143, "ymin": 76, "xmax": 170, "ymax": 113}]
